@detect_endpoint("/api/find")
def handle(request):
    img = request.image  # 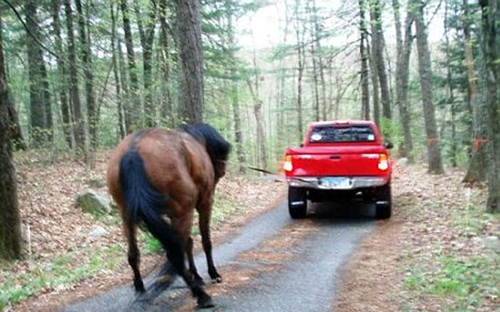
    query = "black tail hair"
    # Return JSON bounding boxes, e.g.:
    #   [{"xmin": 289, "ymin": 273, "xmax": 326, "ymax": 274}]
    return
[{"xmin": 119, "ymin": 149, "xmax": 185, "ymax": 271}]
